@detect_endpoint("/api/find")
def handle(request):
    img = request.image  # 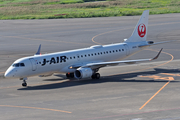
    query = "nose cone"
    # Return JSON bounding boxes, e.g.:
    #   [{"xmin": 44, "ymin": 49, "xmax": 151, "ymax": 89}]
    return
[
  {"xmin": 4, "ymin": 67, "xmax": 14, "ymax": 78},
  {"xmin": 4, "ymin": 71, "xmax": 11, "ymax": 78}
]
